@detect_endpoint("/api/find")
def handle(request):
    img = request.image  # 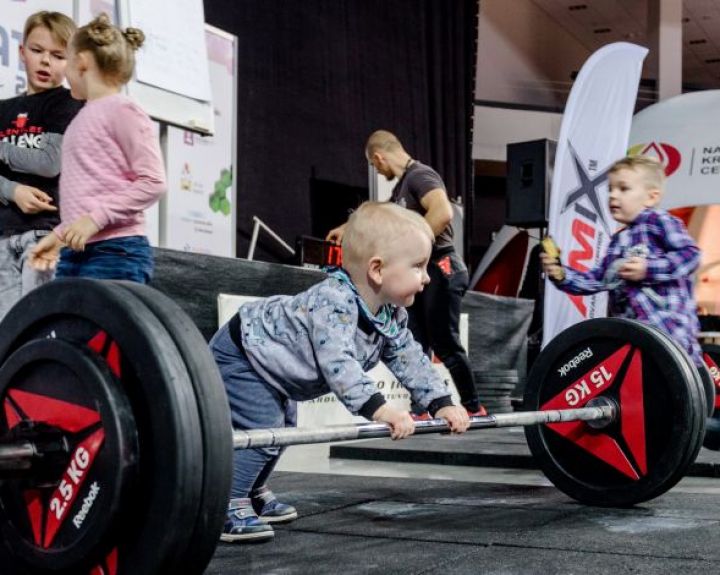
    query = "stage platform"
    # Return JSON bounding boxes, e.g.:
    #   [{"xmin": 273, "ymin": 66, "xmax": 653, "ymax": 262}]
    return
[
  {"xmin": 329, "ymin": 427, "xmax": 720, "ymax": 478},
  {"xmin": 206, "ymin": 471, "xmax": 720, "ymax": 574}
]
